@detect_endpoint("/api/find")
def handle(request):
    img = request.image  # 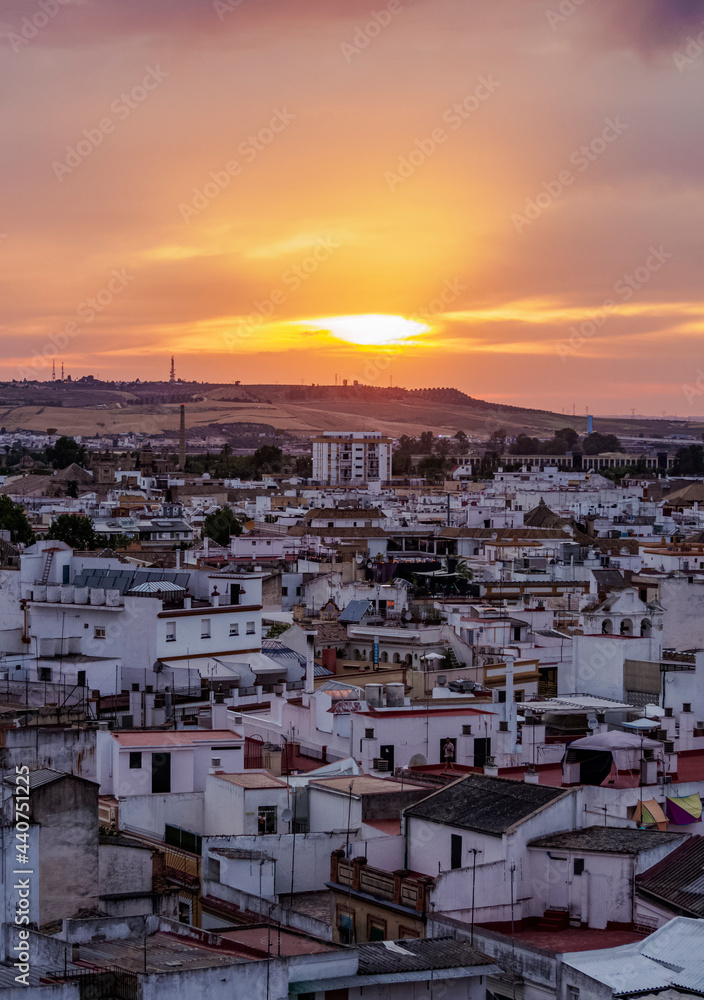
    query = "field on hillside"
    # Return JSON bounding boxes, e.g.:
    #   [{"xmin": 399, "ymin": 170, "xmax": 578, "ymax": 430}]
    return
[{"xmin": 0, "ymin": 383, "xmax": 700, "ymax": 441}]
